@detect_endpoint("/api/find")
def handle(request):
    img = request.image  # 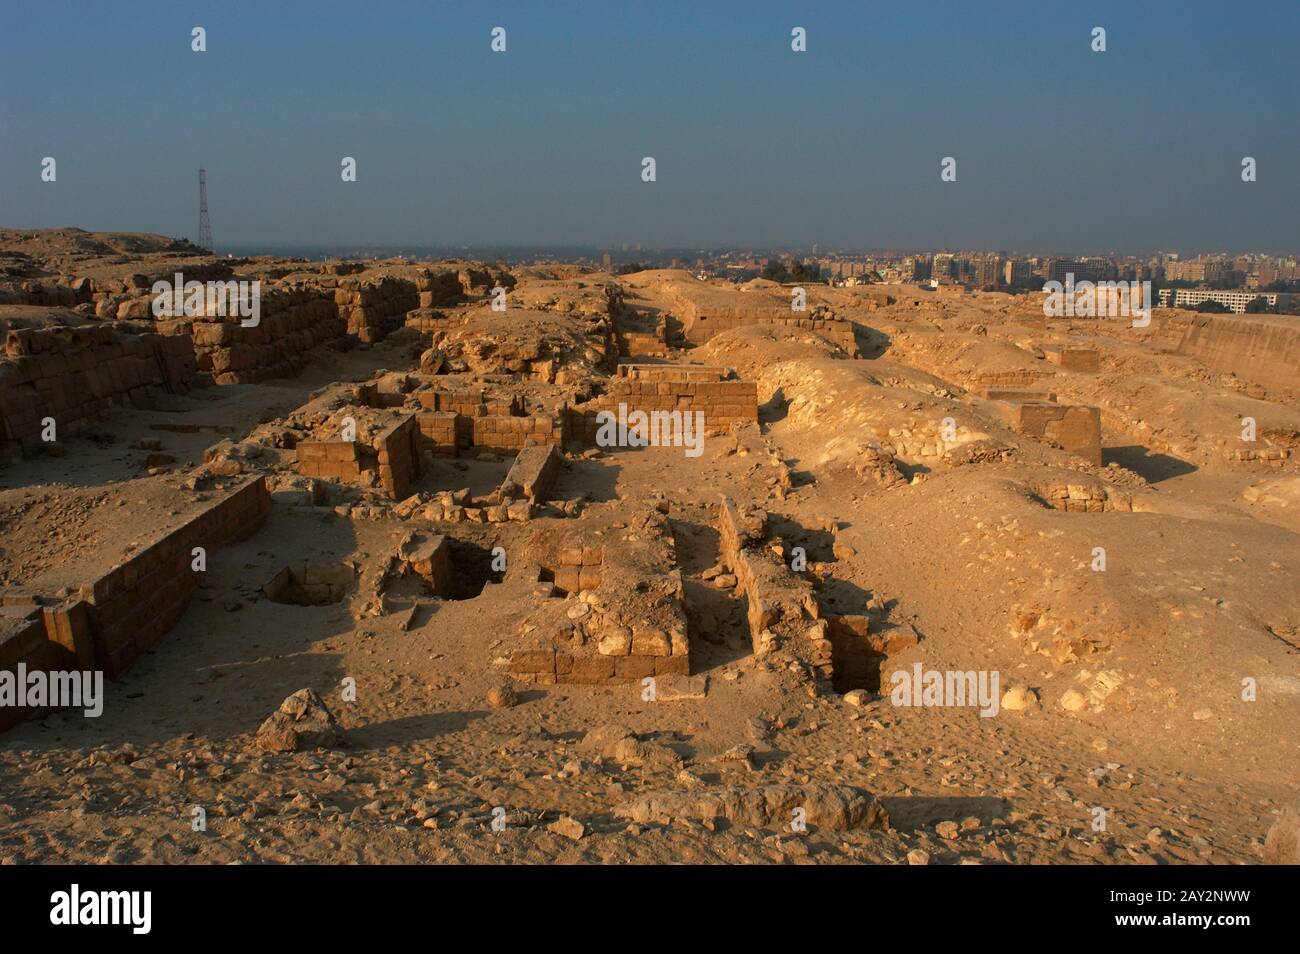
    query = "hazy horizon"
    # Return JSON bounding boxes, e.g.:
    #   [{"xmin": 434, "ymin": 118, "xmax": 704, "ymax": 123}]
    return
[{"xmin": 2, "ymin": 0, "xmax": 1296, "ymax": 255}]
